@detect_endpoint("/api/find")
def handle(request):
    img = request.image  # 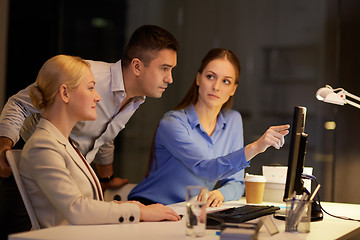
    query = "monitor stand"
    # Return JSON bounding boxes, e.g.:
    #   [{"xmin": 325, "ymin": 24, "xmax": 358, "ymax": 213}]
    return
[
  {"xmin": 304, "ymin": 188, "xmax": 324, "ymax": 221},
  {"xmin": 310, "ymin": 200, "xmax": 324, "ymax": 221}
]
